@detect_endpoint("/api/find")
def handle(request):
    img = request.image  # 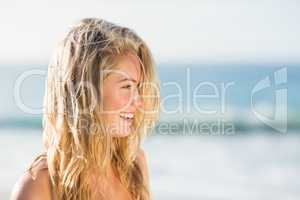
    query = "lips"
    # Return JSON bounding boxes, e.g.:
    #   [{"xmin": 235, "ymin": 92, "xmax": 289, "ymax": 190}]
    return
[
  {"xmin": 120, "ymin": 112, "xmax": 134, "ymax": 124},
  {"xmin": 120, "ymin": 116, "xmax": 133, "ymax": 124},
  {"xmin": 120, "ymin": 112, "xmax": 134, "ymax": 119}
]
